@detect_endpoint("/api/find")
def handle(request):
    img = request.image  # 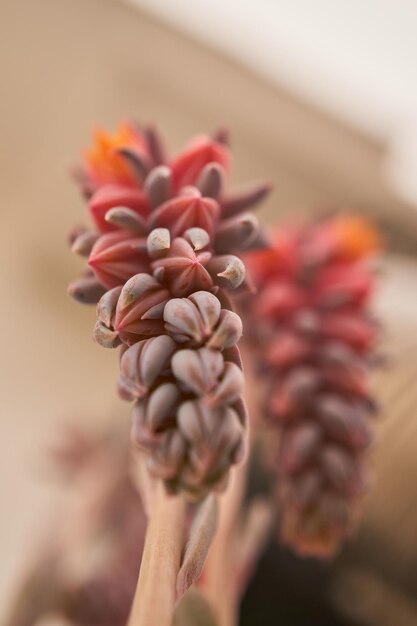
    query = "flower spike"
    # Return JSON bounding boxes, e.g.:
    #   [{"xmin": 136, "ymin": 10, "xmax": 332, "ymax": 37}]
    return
[
  {"xmin": 244, "ymin": 216, "xmax": 380, "ymax": 557},
  {"xmin": 69, "ymin": 122, "xmax": 271, "ymax": 500}
]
